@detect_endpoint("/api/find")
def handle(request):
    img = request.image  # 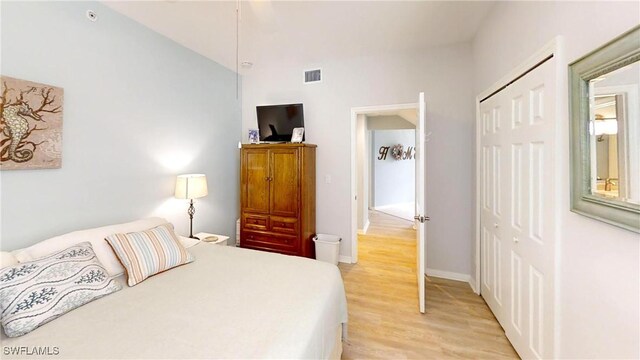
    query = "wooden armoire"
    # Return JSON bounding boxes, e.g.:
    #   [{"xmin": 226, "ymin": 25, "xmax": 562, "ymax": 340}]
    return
[{"xmin": 240, "ymin": 143, "xmax": 316, "ymax": 258}]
